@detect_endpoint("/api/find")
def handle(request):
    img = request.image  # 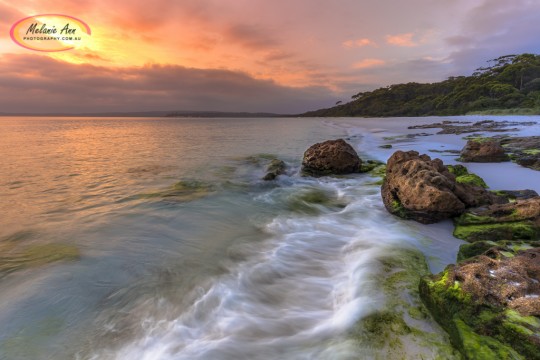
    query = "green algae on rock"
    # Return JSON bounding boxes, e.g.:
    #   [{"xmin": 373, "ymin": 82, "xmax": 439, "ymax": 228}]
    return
[
  {"xmin": 137, "ymin": 180, "xmax": 215, "ymax": 202},
  {"xmin": 0, "ymin": 243, "xmax": 80, "ymax": 277},
  {"xmin": 453, "ymin": 197, "xmax": 540, "ymax": 242},
  {"xmin": 286, "ymin": 187, "xmax": 346, "ymax": 215},
  {"xmin": 381, "ymin": 151, "xmax": 502, "ymax": 224},
  {"xmin": 457, "ymin": 240, "xmax": 537, "ymax": 262},
  {"xmin": 447, "ymin": 165, "xmax": 488, "ymax": 188},
  {"xmin": 262, "ymin": 158, "xmax": 287, "ymax": 180},
  {"xmin": 351, "ymin": 248, "xmax": 460, "ymax": 360},
  {"xmin": 236, "ymin": 153, "xmax": 279, "ymax": 165},
  {"xmin": 359, "ymin": 160, "xmax": 385, "ymax": 173},
  {"xmin": 419, "ymin": 249, "xmax": 540, "ymax": 360},
  {"xmin": 454, "ymin": 222, "xmax": 538, "ymax": 242}
]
